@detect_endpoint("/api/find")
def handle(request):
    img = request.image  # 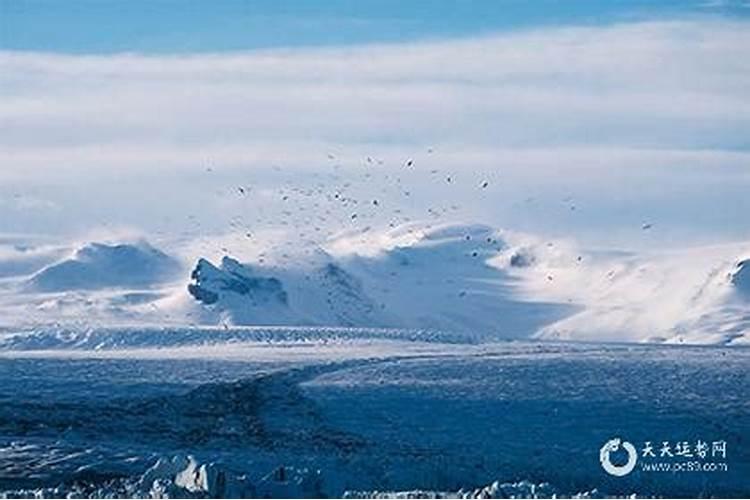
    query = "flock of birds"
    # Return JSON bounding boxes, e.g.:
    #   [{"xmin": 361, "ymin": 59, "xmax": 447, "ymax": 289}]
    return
[
  {"xmin": 172, "ymin": 149, "xmax": 657, "ymax": 303},
  {"xmin": 191, "ymin": 150, "xmax": 502, "ymax": 261},
  {"xmin": 8, "ymin": 148, "xmax": 658, "ymax": 328},
  {"xmin": 190, "ymin": 149, "xmax": 654, "ymax": 261}
]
